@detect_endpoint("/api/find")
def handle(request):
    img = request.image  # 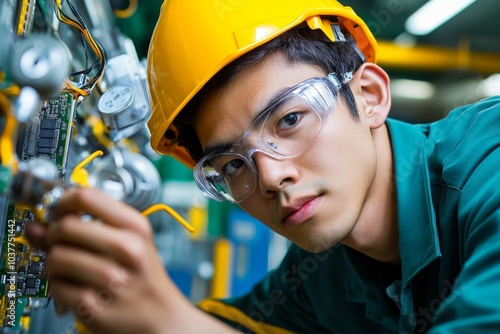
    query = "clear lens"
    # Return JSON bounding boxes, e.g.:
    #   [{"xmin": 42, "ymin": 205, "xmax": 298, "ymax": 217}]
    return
[
  {"xmin": 194, "ymin": 74, "xmax": 341, "ymax": 203},
  {"xmin": 261, "ymin": 95, "xmax": 323, "ymax": 156},
  {"xmin": 195, "ymin": 153, "xmax": 257, "ymax": 202}
]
